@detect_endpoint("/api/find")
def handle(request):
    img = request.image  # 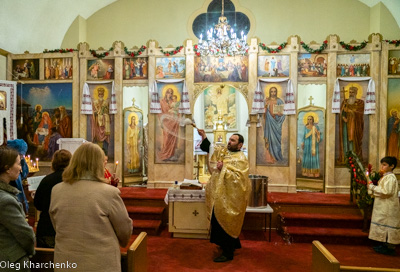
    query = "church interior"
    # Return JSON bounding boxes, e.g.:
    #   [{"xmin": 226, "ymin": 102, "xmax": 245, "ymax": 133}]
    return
[{"xmin": 1, "ymin": 0, "xmax": 400, "ymax": 271}]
